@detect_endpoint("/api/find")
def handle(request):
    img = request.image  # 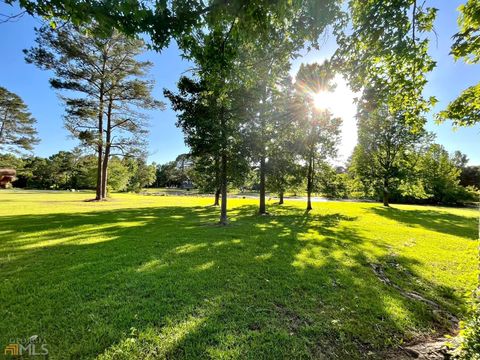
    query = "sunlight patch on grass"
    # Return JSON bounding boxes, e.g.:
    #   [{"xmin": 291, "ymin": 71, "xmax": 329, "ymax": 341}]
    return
[
  {"xmin": 14, "ymin": 223, "xmax": 142, "ymax": 249},
  {"xmin": 292, "ymin": 247, "xmax": 327, "ymax": 269},
  {"xmin": 175, "ymin": 243, "xmax": 208, "ymax": 254},
  {"xmin": 18, "ymin": 233, "xmax": 117, "ymax": 249},
  {"xmin": 194, "ymin": 261, "xmax": 215, "ymax": 271},
  {"xmin": 381, "ymin": 295, "xmax": 422, "ymax": 330},
  {"xmin": 254, "ymin": 253, "xmax": 273, "ymax": 261},
  {"xmin": 99, "ymin": 316, "xmax": 207, "ymax": 359},
  {"xmin": 211, "ymin": 239, "xmax": 242, "ymax": 247},
  {"xmin": 136, "ymin": 259, "xmax": 167, "ymax": 273}
]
